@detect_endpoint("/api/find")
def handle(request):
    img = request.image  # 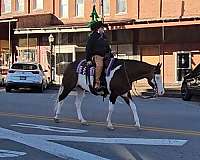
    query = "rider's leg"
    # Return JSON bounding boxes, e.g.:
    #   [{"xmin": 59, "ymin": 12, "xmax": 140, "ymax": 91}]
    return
[{"xmin": 94, "ymin": 55, "xmax": 104, "ymax": 89}]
